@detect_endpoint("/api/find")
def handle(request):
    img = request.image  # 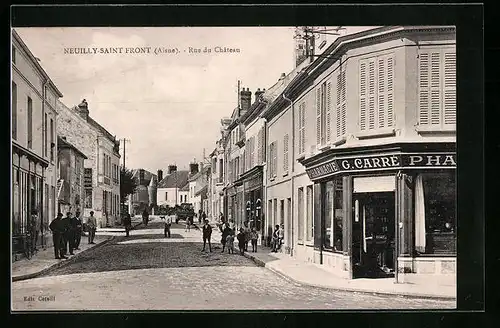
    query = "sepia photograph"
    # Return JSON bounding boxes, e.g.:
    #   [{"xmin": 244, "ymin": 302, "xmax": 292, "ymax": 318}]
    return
[{"xmin": 10, "ymin": 21, "xmax": 459, "ymax": 311}]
